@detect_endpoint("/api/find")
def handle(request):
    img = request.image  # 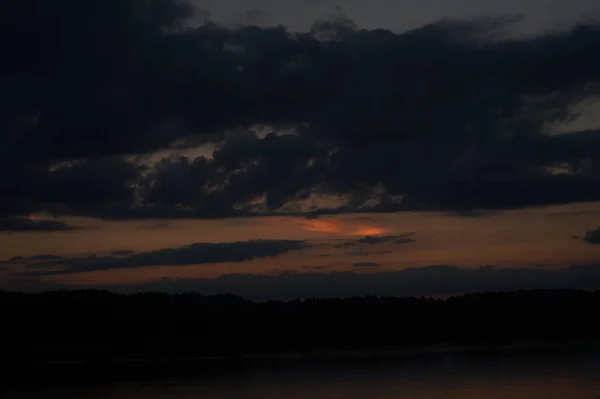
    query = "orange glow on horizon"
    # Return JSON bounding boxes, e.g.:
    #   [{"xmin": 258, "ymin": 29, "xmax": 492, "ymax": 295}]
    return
[{"xmin": 296, "ymin": 218, "xmax": 389, "ymax": 236}]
